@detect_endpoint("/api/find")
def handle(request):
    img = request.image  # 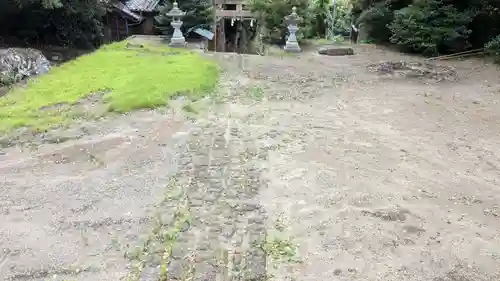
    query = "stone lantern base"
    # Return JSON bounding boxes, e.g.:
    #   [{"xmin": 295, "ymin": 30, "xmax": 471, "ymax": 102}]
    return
[
  {"xmin": 169, "ymin": 37, "xmax": 187, "ymax": 48},
  {"xmin": 284, "ymin": 42, "xmax": 301, "ymax": 53}
]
